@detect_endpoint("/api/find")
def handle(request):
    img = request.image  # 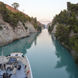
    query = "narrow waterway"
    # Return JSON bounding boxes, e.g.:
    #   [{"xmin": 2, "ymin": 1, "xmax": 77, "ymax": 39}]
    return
[{"xmin": 0, "ymin": 29, "xmax": 78, "ymax": 78}]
